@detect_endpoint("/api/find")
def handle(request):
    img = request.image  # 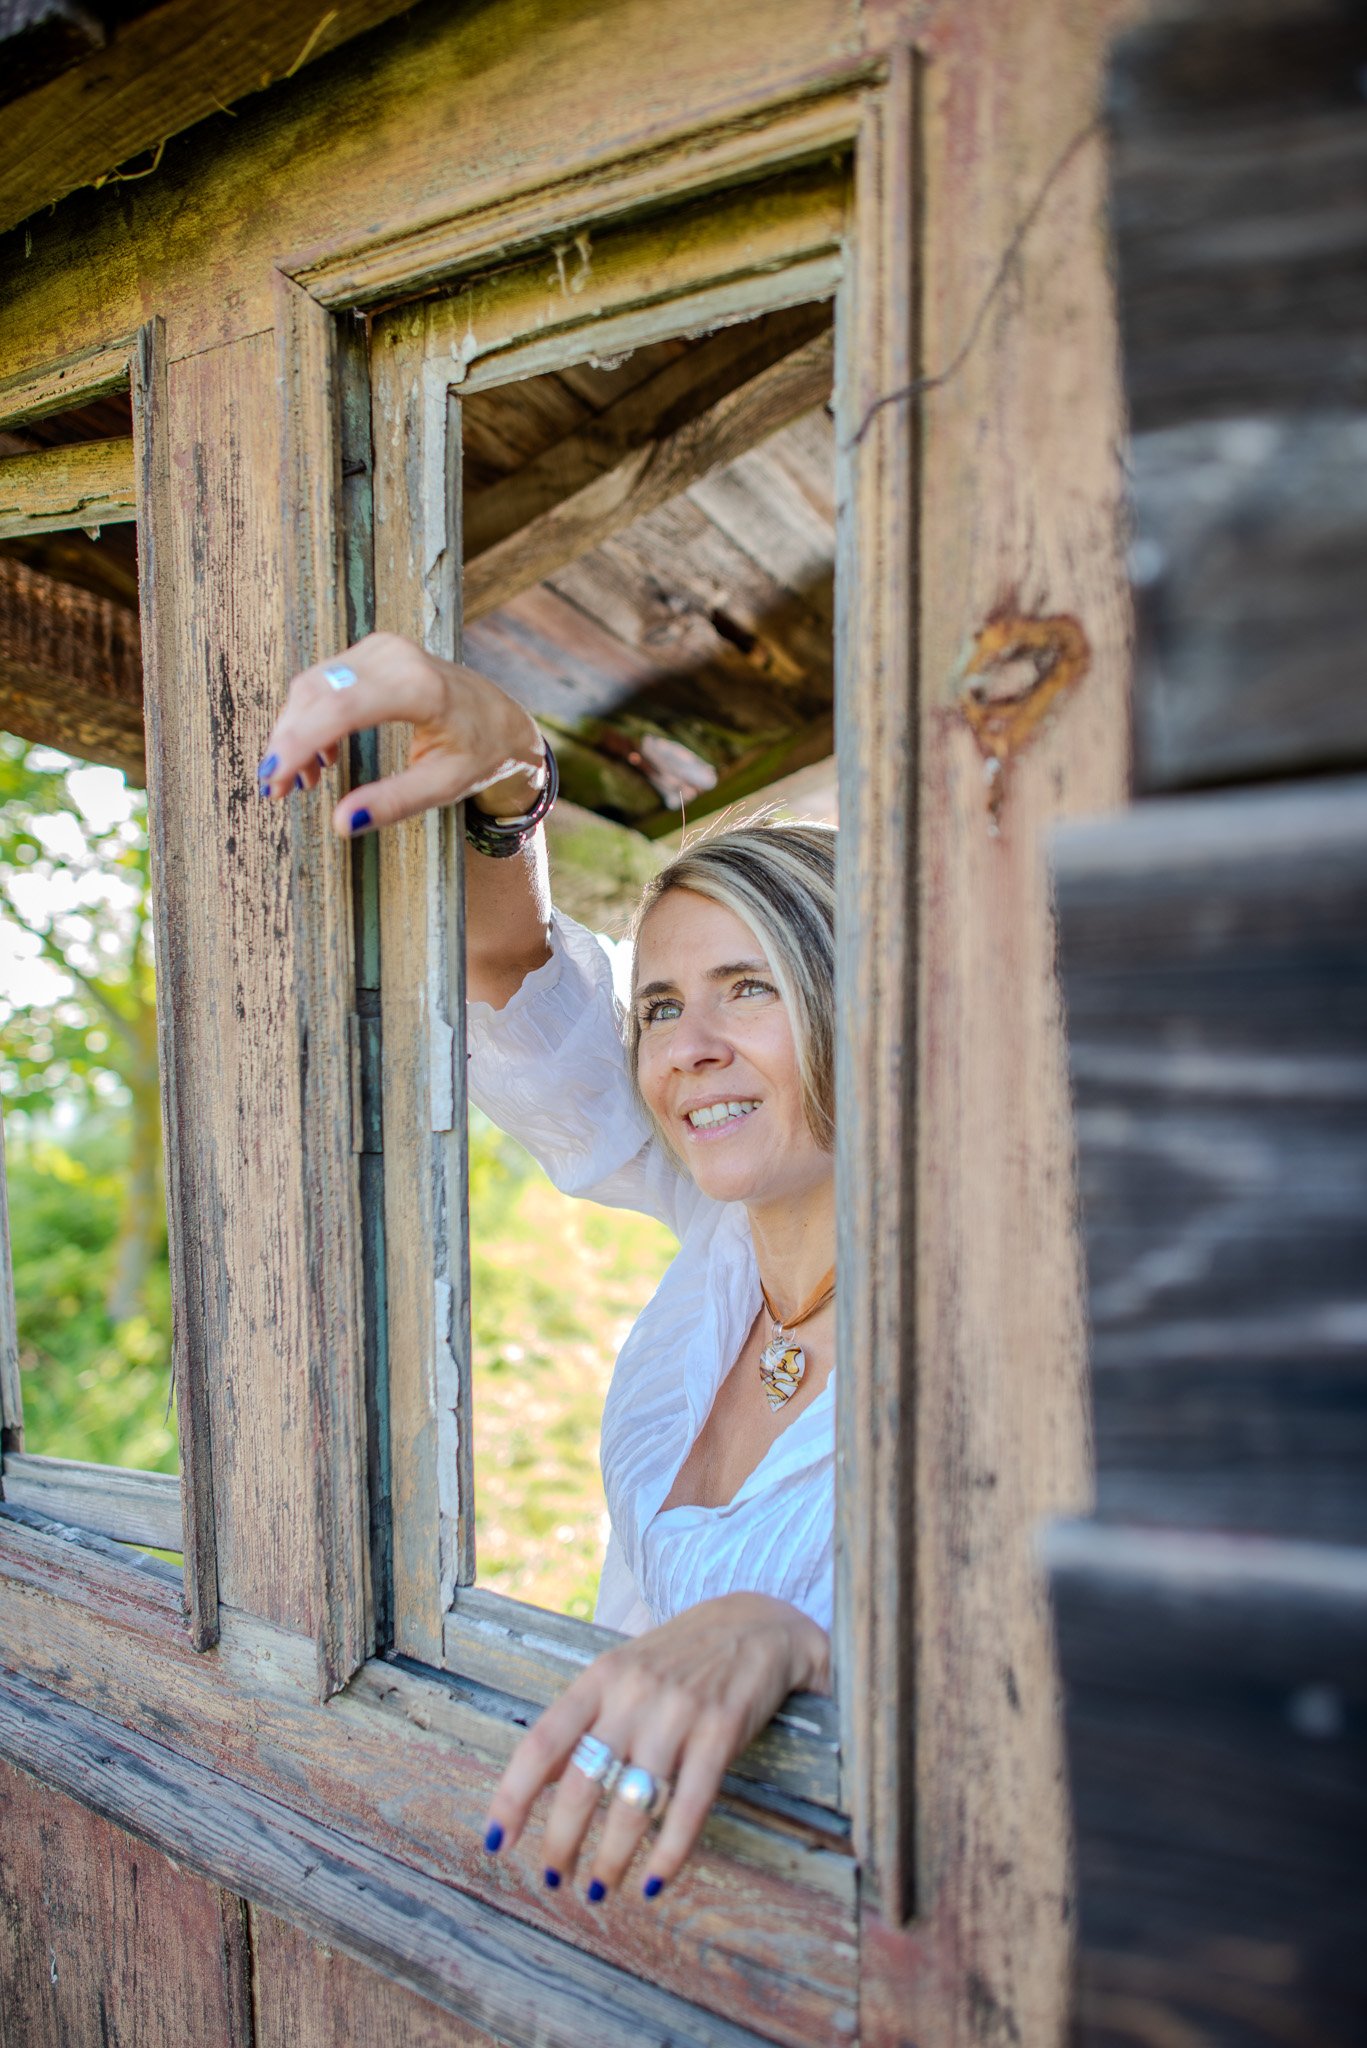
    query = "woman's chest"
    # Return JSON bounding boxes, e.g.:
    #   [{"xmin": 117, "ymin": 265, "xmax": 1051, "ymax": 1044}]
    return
[{"xmin": 658, "ymin": 1303, "xmax": 835, "ymax": 1513}]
